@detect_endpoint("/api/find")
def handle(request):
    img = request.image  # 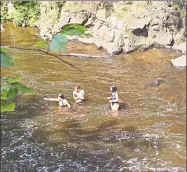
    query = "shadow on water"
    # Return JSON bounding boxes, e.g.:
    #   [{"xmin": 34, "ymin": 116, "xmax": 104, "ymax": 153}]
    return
[
  {"xmin": 119, "ymin": 102, "xmax": 130, "ymax": 111},
  {"xmin": 32, "ymin": 117, "xmax": 162, "ymax": 153}
]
